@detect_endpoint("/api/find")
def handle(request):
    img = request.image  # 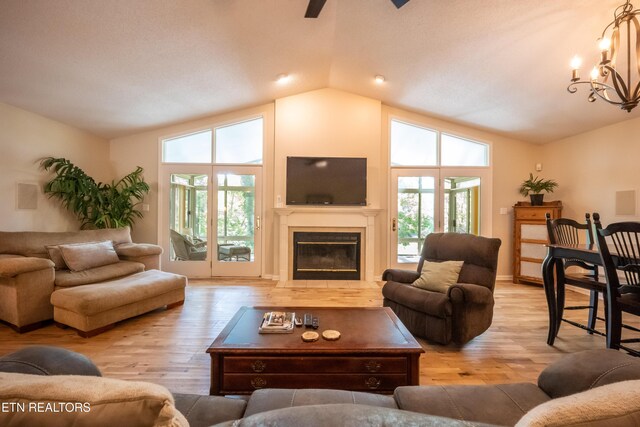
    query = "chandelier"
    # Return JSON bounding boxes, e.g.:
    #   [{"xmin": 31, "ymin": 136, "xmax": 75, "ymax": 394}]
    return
[{"xmin": 568, "ymin": 0, "xmax": 640, "ymax": 112}]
